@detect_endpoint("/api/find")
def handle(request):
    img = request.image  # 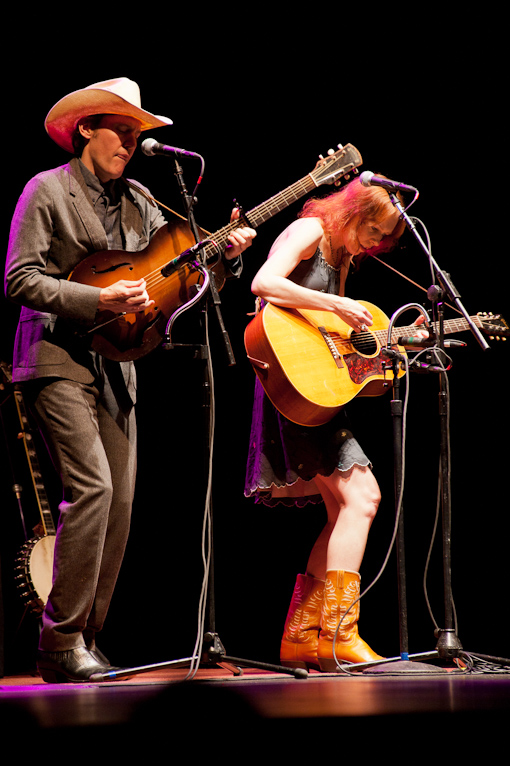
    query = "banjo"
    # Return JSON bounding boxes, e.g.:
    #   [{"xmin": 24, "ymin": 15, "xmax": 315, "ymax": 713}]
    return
[{"xmin": 12, "ymin": 386, "xmax": 56, "ymax": 617}]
